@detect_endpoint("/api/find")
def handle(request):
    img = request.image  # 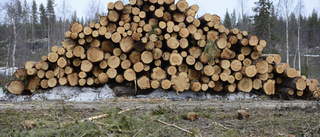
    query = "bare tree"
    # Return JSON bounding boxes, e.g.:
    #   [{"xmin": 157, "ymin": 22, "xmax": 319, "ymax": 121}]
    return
[
  {"xmin": 282, "ymin": 0, "xmax": 295, "ymax": 65},
  {"xmin": 5, "ymin": 0, "xmax": 25, "ymax": 74},
  {"xmin": 296, "ymin": 0, "xmax": 304, "ymax": 75}
]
